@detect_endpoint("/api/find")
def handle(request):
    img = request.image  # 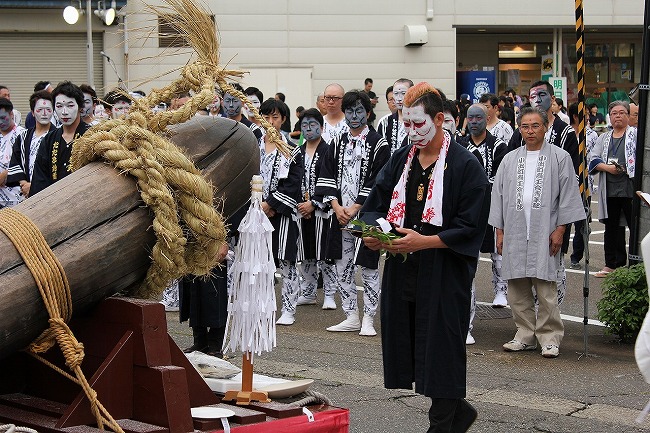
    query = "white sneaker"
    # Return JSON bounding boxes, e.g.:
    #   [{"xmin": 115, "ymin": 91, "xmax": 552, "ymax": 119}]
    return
[
  {"xmin": 322, "ymin": 296, "xmax": 337, "ymax": 310},
  {"xmin": 466, "ymin": 332, "xmax": 475, "ymax": 345},
  {"xmin": 492, "ymin": 292, "xmax": 508, "ymax": 308},
  {"xmin": 276, "ymin": 312, "xmax": 295, "ymax": 326},
  {"xmin": 296, "ymin": 295, "xmax": 317, "ymax": 306},
  {"xmin": 326, "ymin": 312, "xmax": 361, "ymax": 332},
  {"xmin": 359, "ymin": 315, "xmax": 377, "ymax": 336}
]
